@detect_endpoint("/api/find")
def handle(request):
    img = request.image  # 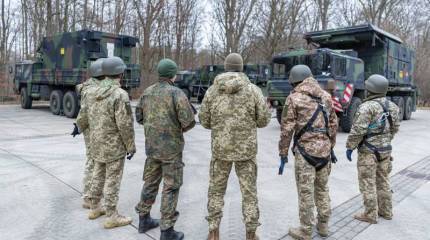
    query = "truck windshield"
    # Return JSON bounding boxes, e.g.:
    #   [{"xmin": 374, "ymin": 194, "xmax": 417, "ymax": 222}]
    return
[{"xmin": 272, "ymin": 54, "xmax": 329, "ymax": 79}]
